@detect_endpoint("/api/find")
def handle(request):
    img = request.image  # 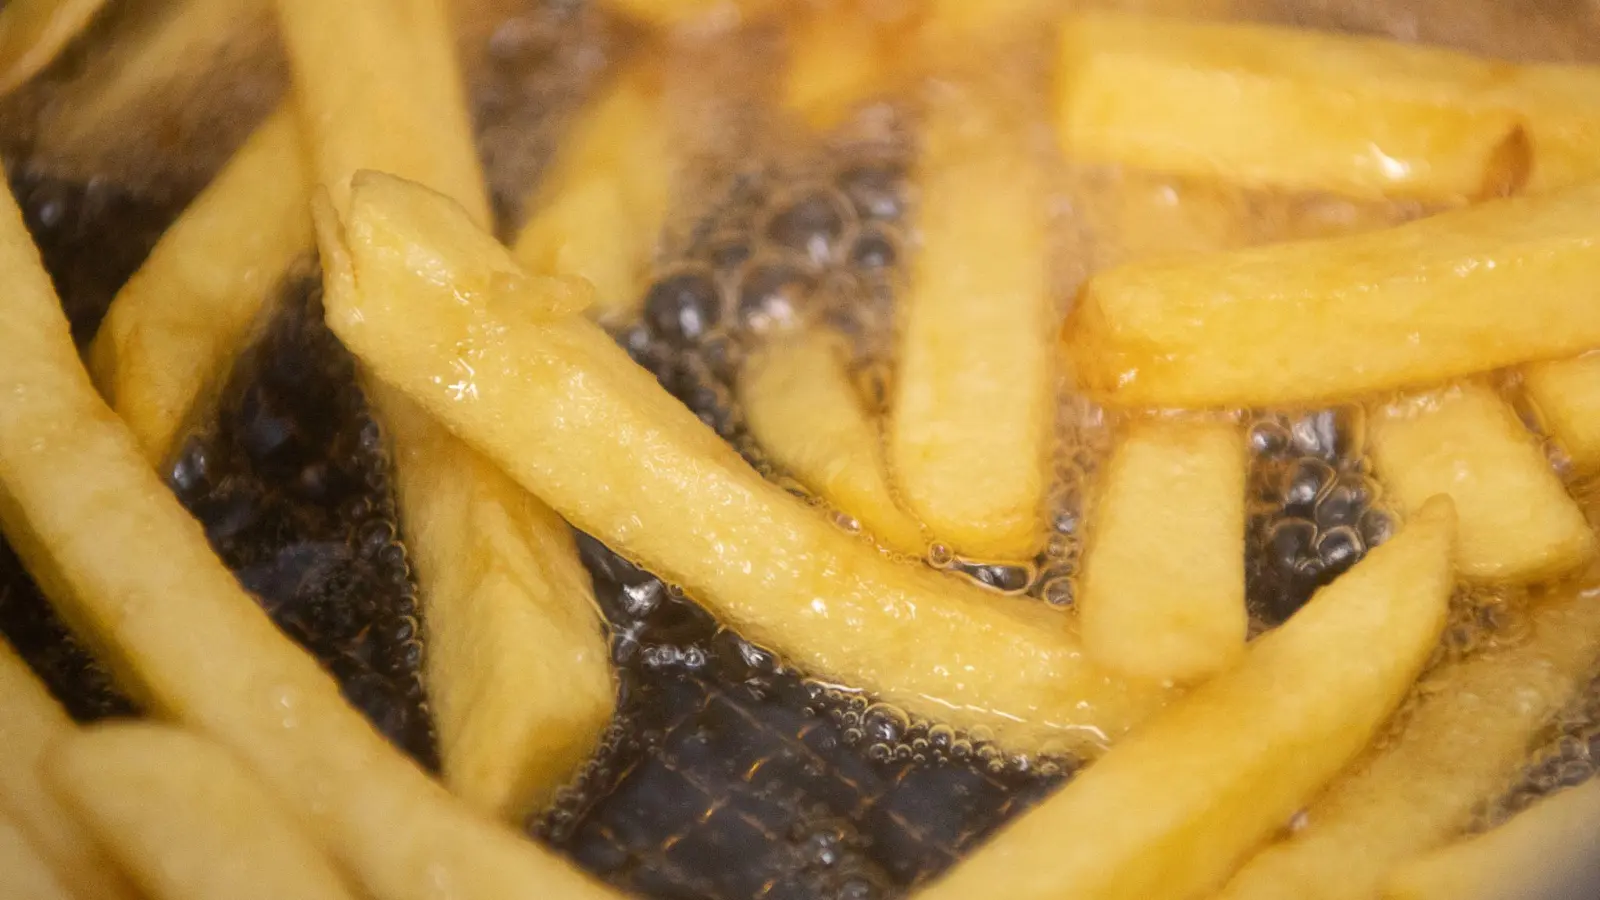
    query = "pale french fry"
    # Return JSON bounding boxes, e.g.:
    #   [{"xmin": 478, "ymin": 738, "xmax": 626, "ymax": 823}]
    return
[
  {"xmin": 46, "ymin": 724, "xmax": 358, "ymax": 900},
  {"xmin": 319, "ymin": 172, "xmax": 1175, "ymax": 755},
  {"xmin": 513, "ymin": 59, "xmax": 676, "ymax": 322},
  {"xmin": 0, "ymin": 0, "xmax": 106, "ymax": 96},
  {"xmin": 738, "ymin": 332, "xmax": 928, "ymax": 557},
  {"xmin": 1079, "ymin": 417, "xmax": 1247, "ymax": 683},
  {"xmin": 273, "ymin": 0, "xmax": 490, "ymax": 227},
  {"xmin": 0, "ymin": 177, "xmax": 619, "ymax": 900},
  {"xmin": 598, "ymin": 0, "xmax": 778, "ymax": 29},
  {"xmin": 0, "ymin": 811, "xmax": 74, "ymax": 900},
  {"xmin": 275, "ymin": 0, "xmax": 616, "ymax": 820},
  {"xmin": 0, "ymin": 639, "xmax": 136, "ymax": 900},
  {"xmin": 1381, "ymin": 779, "xmax": 1600, "ymax": 900},
  {"xmin": 1056, "ymin": 12, "xmax": 1600, "ymax": 200},
  {"xmin": 1217, "ymin": 579, "xmax": 1600, "ymax": 900},
  {"xmin": 920, "ymin": 498, "xmax": 1456, "ymax": 900},
  {"xmin": 1524, "ymin": 352, "xmax": 1600, "ymax": 476},
  {"xmin": 891, "ymin": 78, "xmax": 1053, "ymax": 561},
  {"xmin": 781, "ymin": 7, "xmax": 896, "ymax": 131},
  {"xmin": 1371, "ymin": 383, "xmax": 1596, "ymax": 583},
  {"xmin": 89, "ymin": 106, "xmax": 311, "ymax": 466},
  {"xmin": 1068, "ymin": 183, "xmax": 1600, "ymax": 409}
]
